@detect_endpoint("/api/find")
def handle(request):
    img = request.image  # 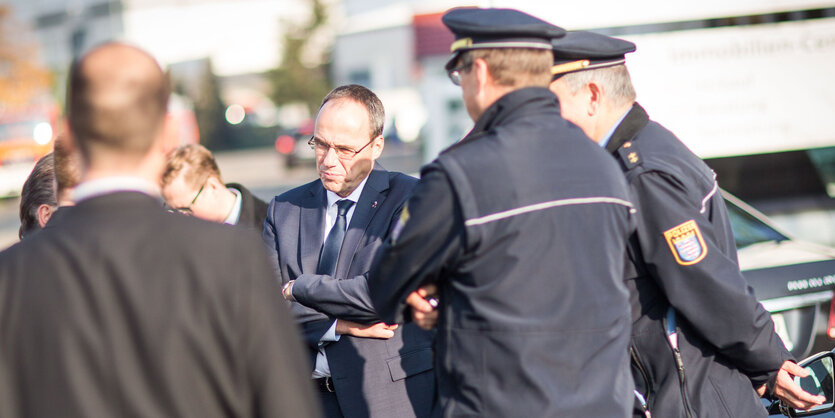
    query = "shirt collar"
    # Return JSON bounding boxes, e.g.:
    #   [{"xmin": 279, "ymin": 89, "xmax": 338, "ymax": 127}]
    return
[
  {"xmin": 73, "ymin": 177, "xmax": 161, "ymax": 203},
  {"xmin": 223, "ymin": 187, "xmax": 243, "ymax": 225},
  {"xmin": 598, "ymin": 108, "xmax": 631, "ymax": 149},
  {"xmin": 326, "ymin": 174, "xmax": 368, "ymax": 208}
]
